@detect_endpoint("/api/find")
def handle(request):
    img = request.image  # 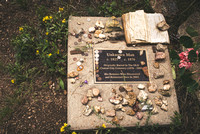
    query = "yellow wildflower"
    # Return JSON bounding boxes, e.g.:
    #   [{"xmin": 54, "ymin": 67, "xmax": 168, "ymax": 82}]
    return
[
  {"xmin": 46, "ymin": 40, "xmax": 48, "ymax": 43},
  {"xmin": 64, "ymin": 123, "xmax": 67, "ymax": 127},
  {"xmin": 102, "ymin": 124, "xmax": 106, "ymax": 128},
  {"xmin": 59, "ymin": 7, "xmax": 63, "ymax": 12},
  {"xmin": 19, "ymin": 27, "xmax": 23, "ymax": 32},
  {"xmin": 49, "ymin": 16, "xmax": 52, "ymax": 19},
  {"xmin": 36, "ymin": 50, "xmax": 39, "ymax": 55},
  {"xmin": 43, "ymin": 16, "xmax": 49, "ymax": 22},
  {"xmin": 62, "ymin": 19, "xmax": 66, "ymax": 23},
  {"xmin": 56, "ymin": 50, "xmax": 59, "ymax": 54},
  {"xmin": 48, "ymin": 53, "xmax": 52, "ymax": 57},
  {"xmin": 11, "ymin": 79, "xmax": 15, "ymax": 84},
  {"xmin": 60, "ymin": 126, "xmax": 65, "ymax": 132},
  {"xmin": 72, "ymin": 132, "xmax": 77, "ymax": 134},
  {"xmin": 46, "ymin": 32, "xmax": 49, "ymax": 35}
]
